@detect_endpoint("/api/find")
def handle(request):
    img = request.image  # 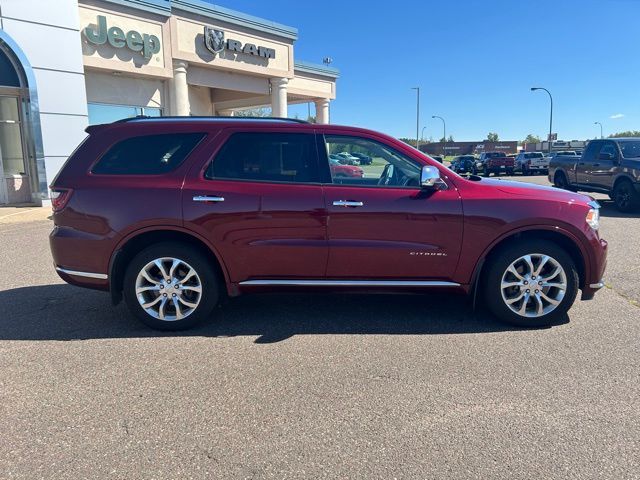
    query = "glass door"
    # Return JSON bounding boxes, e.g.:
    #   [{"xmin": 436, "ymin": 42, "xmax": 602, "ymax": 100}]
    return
[{"xmin": 0, "ymin": 95, "xmax": 27, "ymax": 204}]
